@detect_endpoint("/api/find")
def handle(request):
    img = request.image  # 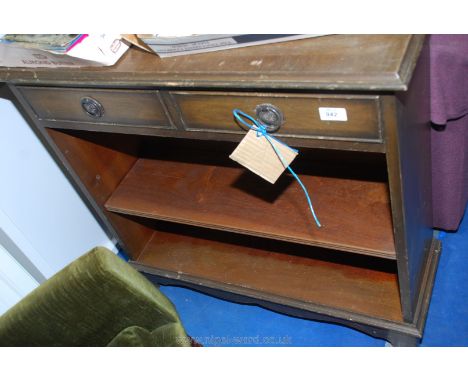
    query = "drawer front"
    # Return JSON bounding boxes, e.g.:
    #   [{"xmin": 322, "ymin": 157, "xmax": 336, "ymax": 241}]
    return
[
  {"xmin": 18, "ymin": 86, "xmax": 173, "ymax": 129},
  {"xmin": 170, "ymin": 91, "xmax": 382, "ymax": 142}
]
